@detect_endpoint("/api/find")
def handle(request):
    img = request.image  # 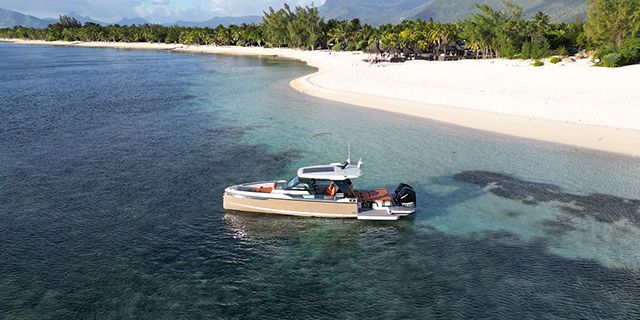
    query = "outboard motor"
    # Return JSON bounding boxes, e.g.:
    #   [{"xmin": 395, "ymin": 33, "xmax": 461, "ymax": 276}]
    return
[{"xmin": 393, "ymin": 183, "xmax": 416, "ymax": 208}]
